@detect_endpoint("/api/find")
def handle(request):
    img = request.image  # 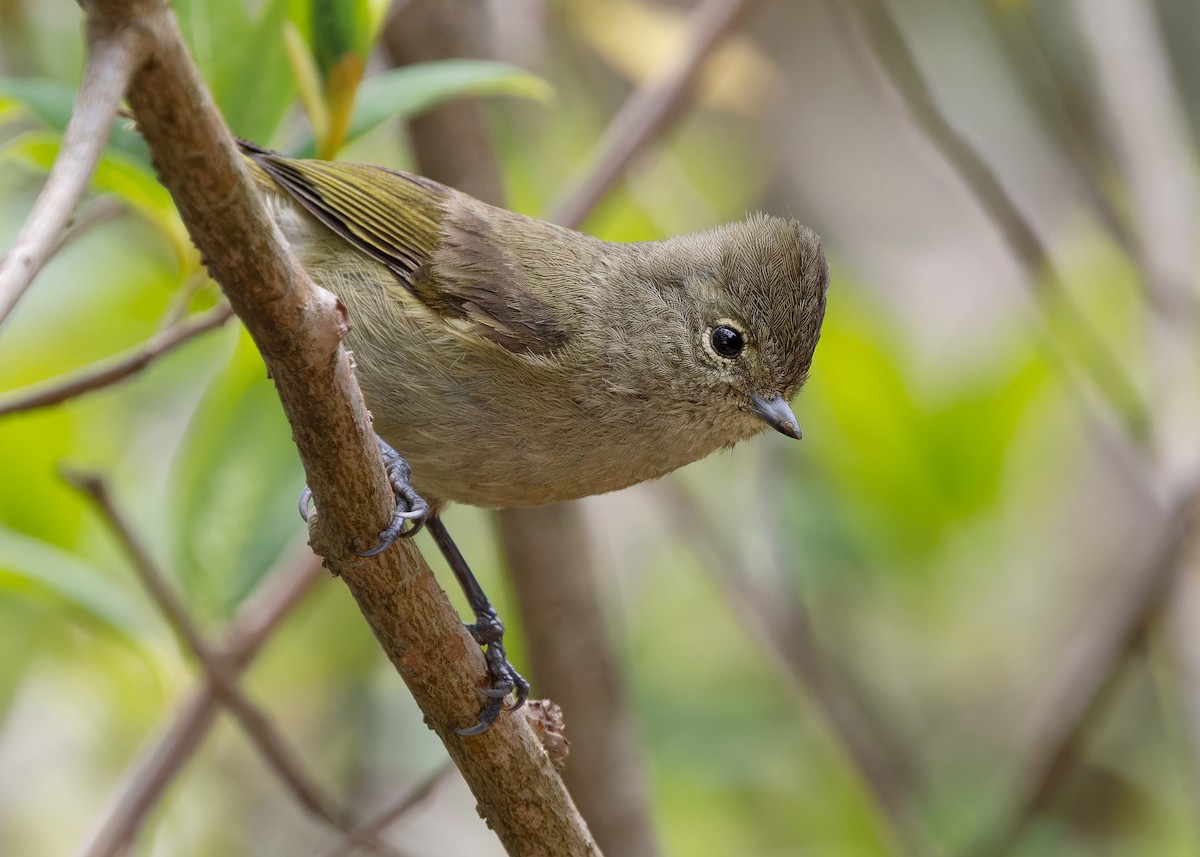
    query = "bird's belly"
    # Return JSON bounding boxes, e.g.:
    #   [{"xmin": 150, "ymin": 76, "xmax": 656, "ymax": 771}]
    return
[
  {"xmin": 341, "ymin": 298, "xmax": 744, "ymax": 509},
  {"xmin": 356, "ymin": 363, "xmax": 724, "ymax": 508},
  {"xmin": 378, "ymin": 408, "xmax": 714, "ymax": 509}
]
